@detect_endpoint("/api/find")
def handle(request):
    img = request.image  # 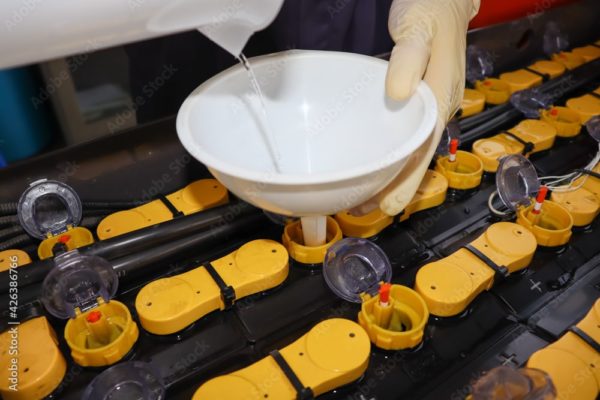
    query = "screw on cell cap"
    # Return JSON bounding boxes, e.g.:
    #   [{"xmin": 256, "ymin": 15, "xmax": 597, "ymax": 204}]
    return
[
  {"xmin": 510, "ymin": 89, "xmax": 554, "ymax": 119},
  {"xmin": 323, "ymin": 238, "xmax": 392, "ymax": 303},
  {"xmin": 496, "ymin": 154, "xmax": 540, "ymax": 211}
]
